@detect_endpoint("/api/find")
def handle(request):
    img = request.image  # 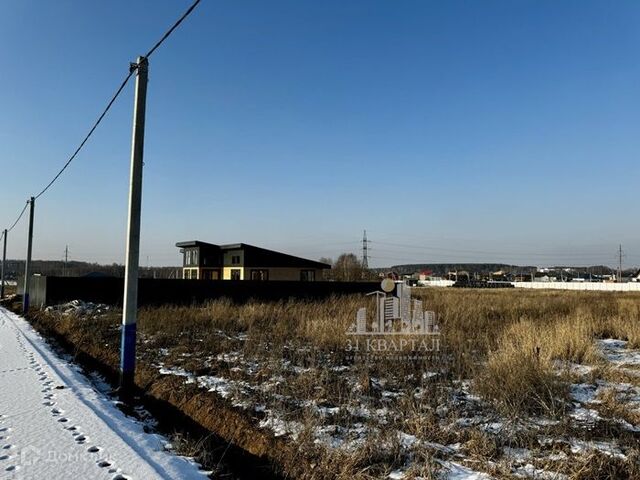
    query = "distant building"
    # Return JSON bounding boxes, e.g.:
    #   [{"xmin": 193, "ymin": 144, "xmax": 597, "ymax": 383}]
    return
[{"xmin": 175, "ymin": 241, "xmax": 330, "ymax": 281}]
